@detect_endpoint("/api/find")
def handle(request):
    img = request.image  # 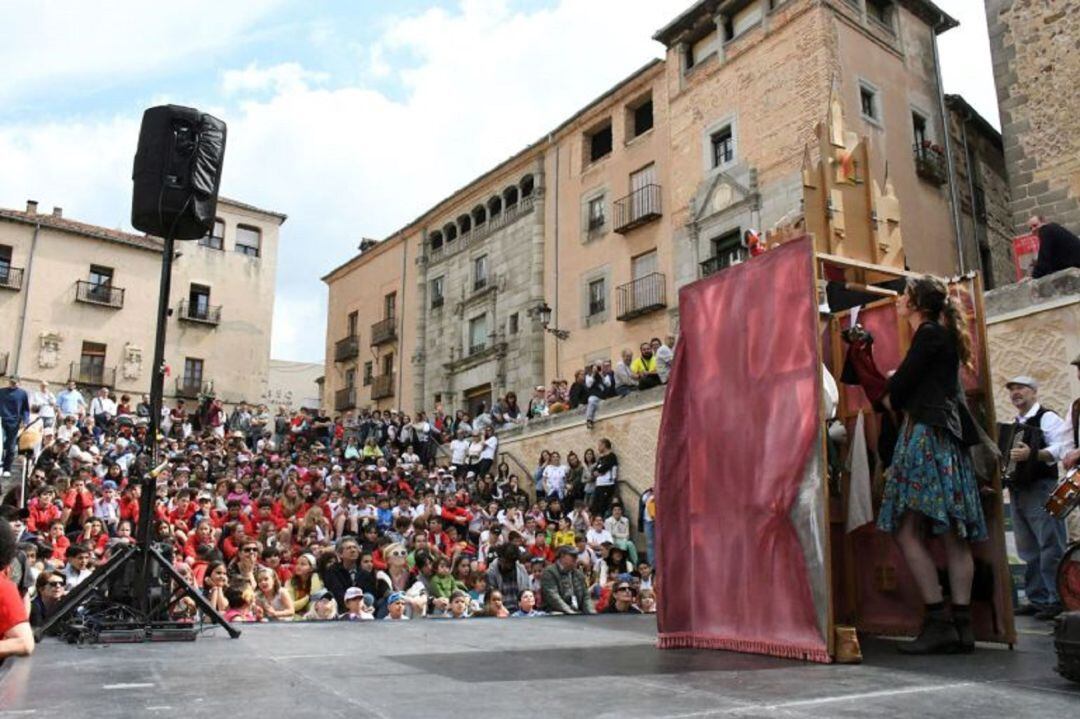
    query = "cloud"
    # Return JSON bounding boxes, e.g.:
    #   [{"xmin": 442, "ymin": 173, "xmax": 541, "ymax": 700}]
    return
[
  {"xmin": 935, "ymin": 0, "xmax": 1001, "ymax": 129},
  {"xmin": 0, "ymin": 0, "xmax": 1002, "ymax": 364}
]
